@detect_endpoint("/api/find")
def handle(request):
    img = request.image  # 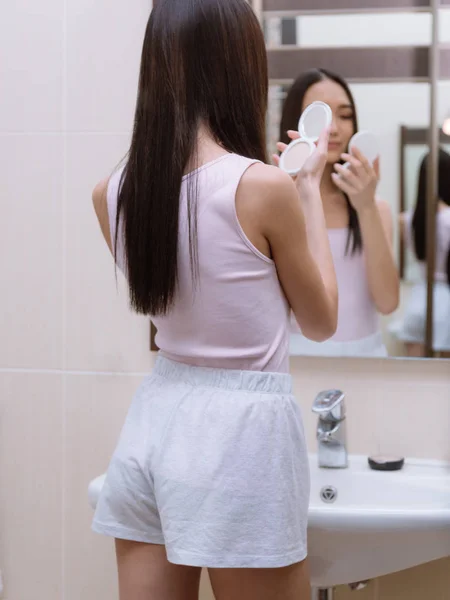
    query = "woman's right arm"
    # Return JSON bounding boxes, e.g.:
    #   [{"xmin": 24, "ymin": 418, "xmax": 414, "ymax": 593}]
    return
[{"xmin": 260, "ymin": 168, "xmax": 338, "ymax": 342}]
